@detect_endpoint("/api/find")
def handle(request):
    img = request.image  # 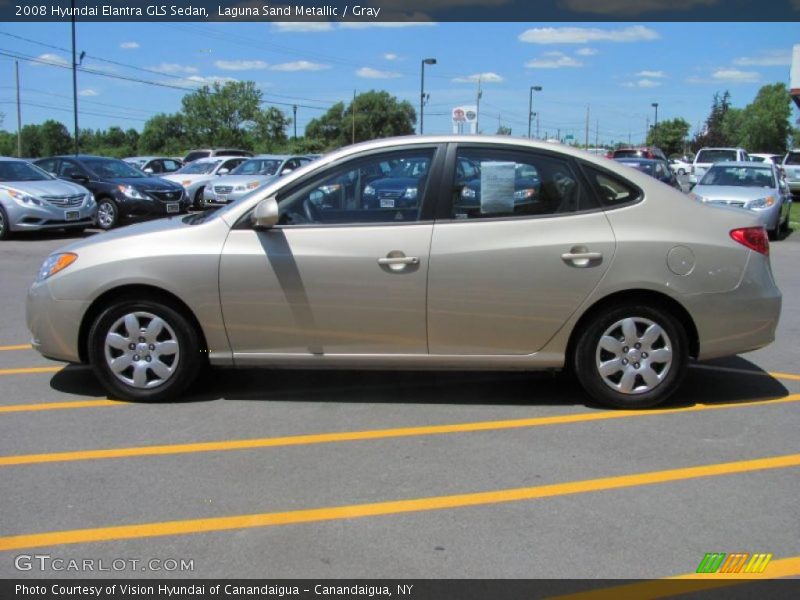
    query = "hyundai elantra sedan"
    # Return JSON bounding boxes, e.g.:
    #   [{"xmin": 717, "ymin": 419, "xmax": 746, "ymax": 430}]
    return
[{"xmin": 27, "ymin": 137, "xmax": 782, "ymax": 408}]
